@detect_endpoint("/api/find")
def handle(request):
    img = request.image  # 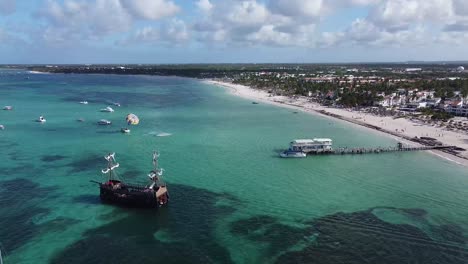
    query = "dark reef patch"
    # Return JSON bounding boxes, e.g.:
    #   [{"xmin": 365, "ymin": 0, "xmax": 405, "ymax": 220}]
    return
[
  {"xmin": 273, "ymin": 208, "xmax": 468, "ymax": 264},
  {"xmin": 41, "ymin": 155, "xmax": 68, "ymax": 162},
  {"xmin": 67, "ymin": 155, "xmax": 103, "ymax": 173},
  {"xmin": 0, "ymin": 178, "xmax": 57, "ymax": 251},
  {"xmin": 41, "ymin": 217, "xmax": 82, "ymax": 233},
  {"xmin": 51, "ymin": 184, "xmax": 237, "ymax": 264},
  {"xmin": 231, "ymin": 215, "xmax": 305, "ymax": 256},
  {"xmin": 8, "ymin": 151, "xmax": 26, "ymax": 161},
  {"xmin": 0, "ymin": 163, "xmax": 39, "ymax": 176},
  {"xmin": 72, "ymin": 194, "xmax": 102, "ymax": 205},
  {"xmin": 431, "ymin": 224, "xmax": 467, "ymax": 245}
]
